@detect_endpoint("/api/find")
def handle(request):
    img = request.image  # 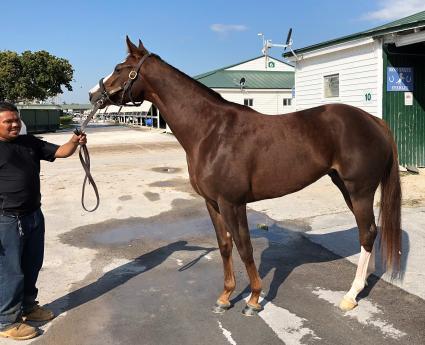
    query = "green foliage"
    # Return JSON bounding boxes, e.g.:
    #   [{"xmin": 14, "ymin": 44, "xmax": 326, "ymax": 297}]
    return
[
  {"xmin": 60, "ymin": 115, "xmax": 73, "ymax": 126},
  {"xmin": 0, "ymin": 50, "xmax": 74, "ymax": 103}
]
